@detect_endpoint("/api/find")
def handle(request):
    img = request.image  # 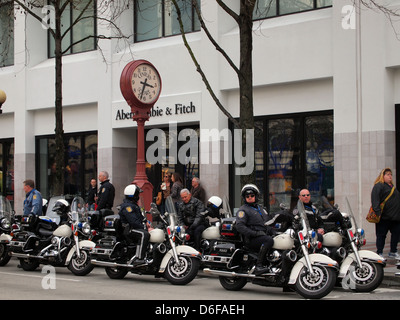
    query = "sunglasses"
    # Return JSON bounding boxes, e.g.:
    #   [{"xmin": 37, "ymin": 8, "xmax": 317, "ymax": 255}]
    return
[
  {"xmin": 301, "ymin": 194, "xmax": 310, "ymax": 197},
  {"xmin": 245, "ymin": 194, "xmax": 255, "ymax": 198}
]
